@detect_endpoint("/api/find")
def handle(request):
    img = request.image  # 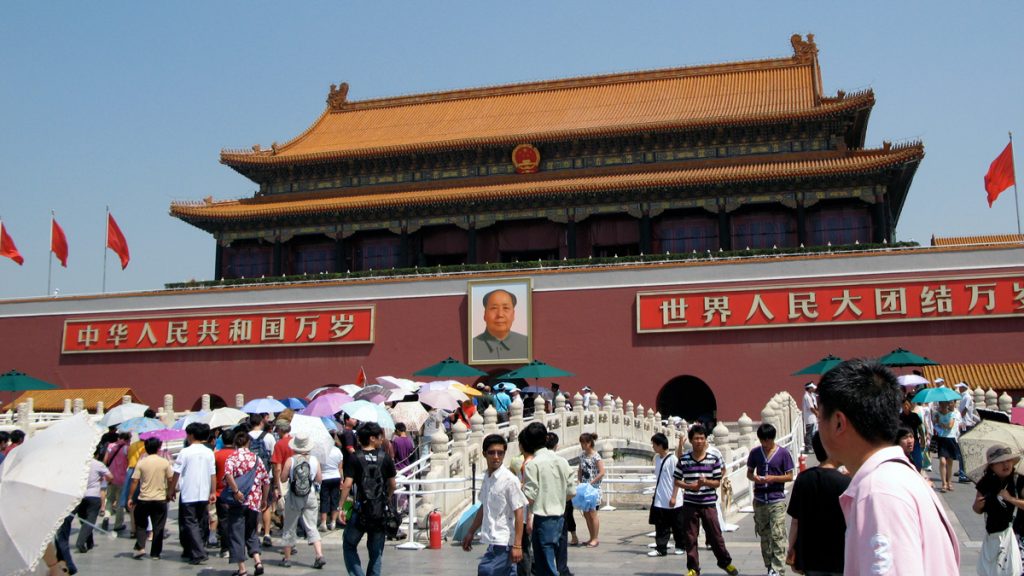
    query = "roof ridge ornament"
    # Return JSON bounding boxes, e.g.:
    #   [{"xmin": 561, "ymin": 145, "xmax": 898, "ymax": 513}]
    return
[
  {"xmin": 790, "ymin": 34, "xmax": 818, "ymax": 63},
  {"xmin": 328, "ymin": 82, "xmax": 350, "ymax": 111}
]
